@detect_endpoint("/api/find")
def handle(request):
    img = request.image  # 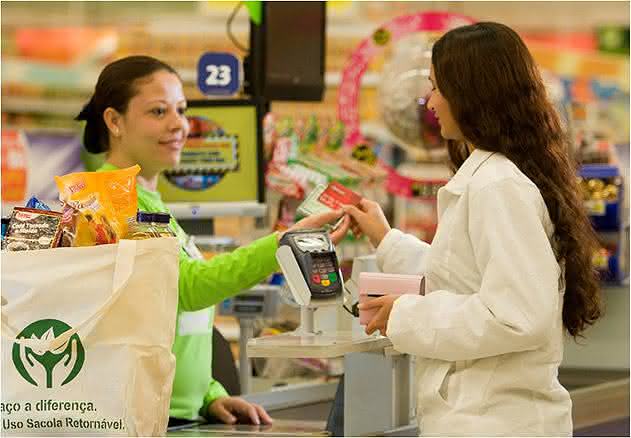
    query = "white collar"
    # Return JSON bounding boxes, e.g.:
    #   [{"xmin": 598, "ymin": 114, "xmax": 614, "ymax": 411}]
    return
[{"xmin": 442, "ymin": 149, "xmax": 496, "ymax": 195}]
